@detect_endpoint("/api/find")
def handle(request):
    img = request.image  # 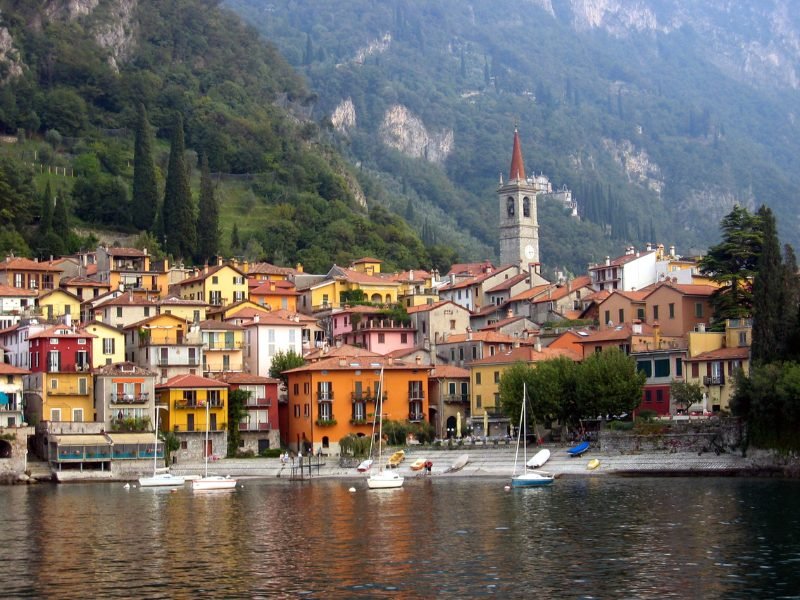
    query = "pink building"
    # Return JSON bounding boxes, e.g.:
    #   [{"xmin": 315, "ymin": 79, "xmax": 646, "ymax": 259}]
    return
[{"xmin": 331, "ymin": 306, "xmax": 416, "ymax": 354}]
